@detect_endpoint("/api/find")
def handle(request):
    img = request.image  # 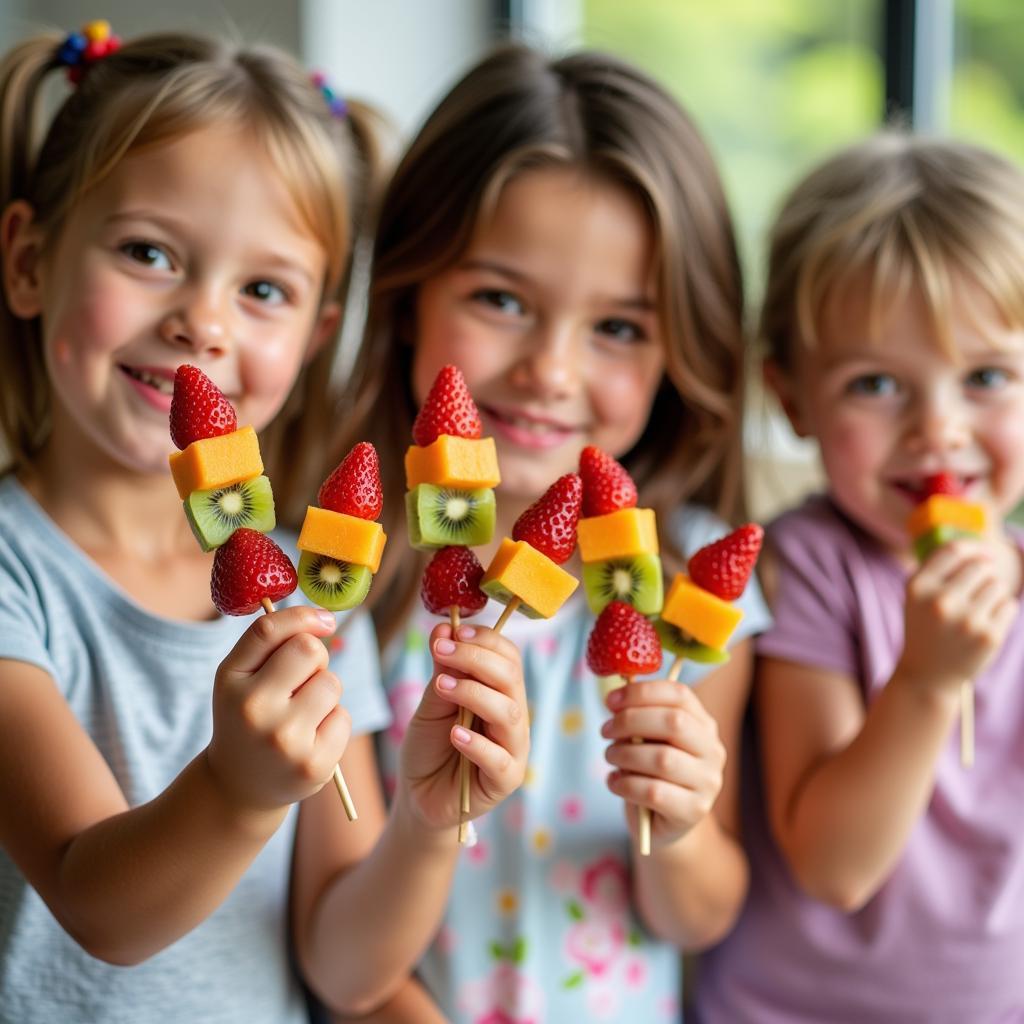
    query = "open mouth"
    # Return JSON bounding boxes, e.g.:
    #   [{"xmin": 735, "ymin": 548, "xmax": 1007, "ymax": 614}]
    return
[
  {"xmin": 891, "ymin": 473, "xmax": 979, "ymax": 503},
  {"xmin": 120, "ymin": 365, "xmax": 175, "ymax": 396}
]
